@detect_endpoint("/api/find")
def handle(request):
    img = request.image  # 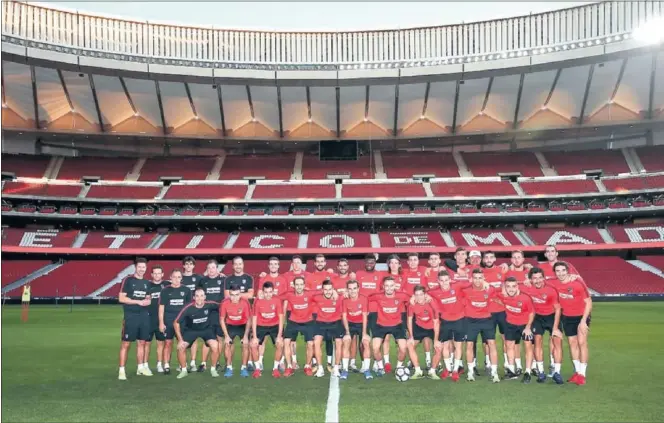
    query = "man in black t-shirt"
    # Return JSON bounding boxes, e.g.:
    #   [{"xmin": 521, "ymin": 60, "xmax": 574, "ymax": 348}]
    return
[
  {"xmin": 118, "ymin": 258, "xmax": 151, "ymax": 381},
  {"xmin": 181, "ymin": 256, "xmax": 202, "ymax": 372},
  {"xmin": 197, "ymin": 259, "xmax": 226, "ymax": 371},
  {"xmin": 224, "ymin": 256, "xmax": 255, "ymax": 299},
  {"xmin": 145, "ymin": 265, "xmax": 171, "ymax": 374},
  {"xmin": 174, "ymin": 288, "xmax": 220, "ymax": 379},
  {"xmin": 159, "ymin": 269, "xmax": 191, "ymax": 375}
]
